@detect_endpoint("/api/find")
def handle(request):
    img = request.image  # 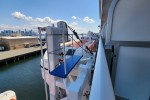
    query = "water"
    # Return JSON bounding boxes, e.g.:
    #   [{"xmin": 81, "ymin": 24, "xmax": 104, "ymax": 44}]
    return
[{"xmin": 0, "ymin": 55, "xmax": 46, "ymax": 100}]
